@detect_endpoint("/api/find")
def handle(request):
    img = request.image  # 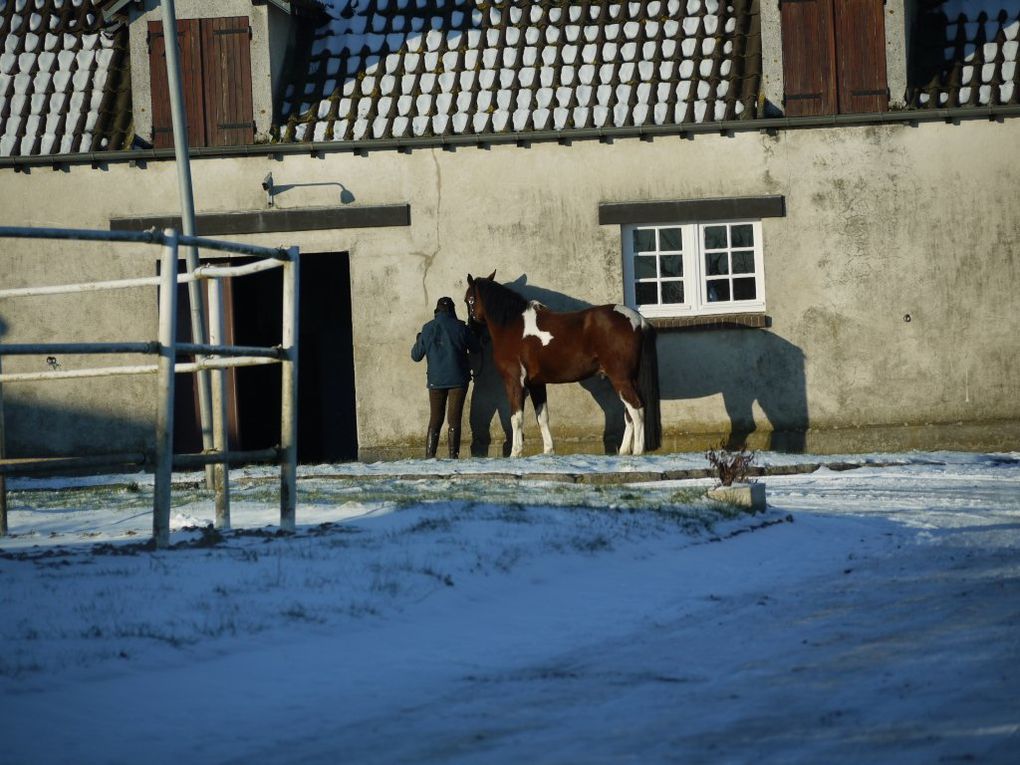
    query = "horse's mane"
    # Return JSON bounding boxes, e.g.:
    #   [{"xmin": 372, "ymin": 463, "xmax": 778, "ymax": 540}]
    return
[{"xmin": 476, "ymin": 278, "xmax": 530, "ymax": 328}]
